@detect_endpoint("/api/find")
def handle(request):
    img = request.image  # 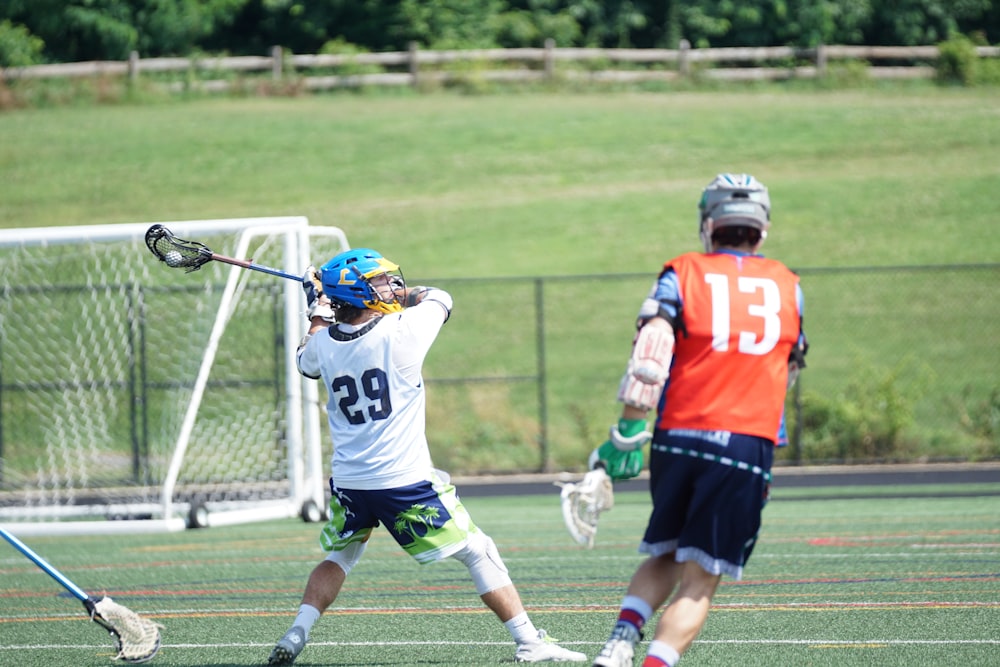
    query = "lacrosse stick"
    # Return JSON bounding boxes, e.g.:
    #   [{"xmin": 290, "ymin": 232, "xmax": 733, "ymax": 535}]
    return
[
  {"xmin": 145, "ymin": 223, "xmax": 300, "ymax": 280},
  {"xmin": 1, "ymin": 527, "xmax": 162, "ymax": 663},
  {"xmin": 555, "ymin": 466, "xmax": 615, "ymax": 548}
]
